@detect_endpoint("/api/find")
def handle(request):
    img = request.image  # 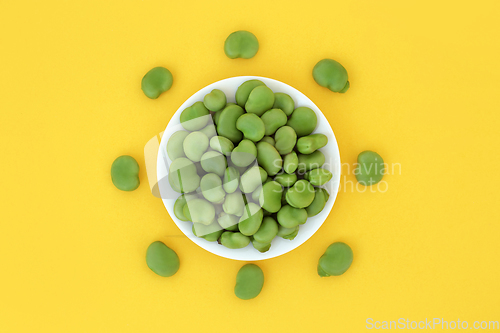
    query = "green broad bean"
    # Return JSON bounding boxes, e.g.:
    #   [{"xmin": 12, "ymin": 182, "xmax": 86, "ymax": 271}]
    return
[
  {"xmin": 277, "ymin": 204, "xmax": 308, "ymax": 228},
  {"xmin": 199, "ymin": 124, "xmax": 217, "ymax": 139},
  {"xmin": 220, "ymin": 231, "xmax": 251, "ymax": 249},
  {"xmin": 256, "ymin": 142, "xmax": 282, "ymax": 176},
  {"xmin": 287, "ymin": 107, "xmax": 317, "ymax": 137},
  {"xmin": 194, "ymin": 162, "xmax": 205, "ymax": 177},
  {"xmin": 286, "ymin": 179, "xmax": 315, "ymax": 208},
  {"xmin": 217, "ymin": 104, "xmax": 245, "ymax": 144},
  {"xmin": 273, "ymin": 92, "xmax": 295, "ymax": 116},
  {"xmin": 231, "ymin": 139, "xmax": 257, "ymax": 167},
  {"xmin": 282, "ymin": 228, "xmax": 299, "ymax": 240},
  {"xmin": 252, "ymin": 239, "xmax": 271, "ymax": 253},
  {"xmin": 245, "ymin": 86, "xmax": 275, "ymax": 116},
  {"xmin": 111, "ymin": 155, "xmax": 140, "ymax": 191},
  {"xmin": 260, "ymin": 136, "xmax": 275, "ymax": 146},
  {"xmin": 281, "ymin": 188, "xmax": 288, "ymax": 205},
  {"xmin": 183, "ymin": 131, "xmax": 209, "ymax": 162},
  {"xmin": 183, "ymin": 198, "xmax": 215, "ymax": 225},
  {"xmin": 305, "ymin": 187, "xmax": 327, "ymax": 217},
  {"xmin": 210, "ymin": 136, "xmax": 234, "ymax": 156},
  {"xmin": 168, "ymin": 157, "xmax": 200, "ymax": 193},
  {"xmin": 236, "ymin": 80, "xmax": 266, "ymax": 107},
  {"xmin": 274, "ymin": 126, "xmax": 297, "ymax": 155},
  {"xmin": 239, "ymin": 166, "xmax": 267, "ymax": 193},
  {"xmin": 317, "ymin": 242, "xmax": 353, "ymax": 277},
  {"xmin": 305, "ymin": 168, "xmax": 333, "ymax": 186},
  {"xmin": 200, "ymin": 173, "xmax": 226, "ymax": 203},
  {"xmin": 274, "ymin": 173, "xmax": 297, "ymax": 187},
  {"xmin": 238, "ymin": 203, "xmax": 263, "ymax": 236},
  {"xmin": 283, "ymin": 152, "xmax": 298, "ymax": 174},
  {"xmin": 223, "ymin": 192, "xmax": 246, "ymax": 216},
  {"xmin": 312, "ymin": 59, "xmax": 350, "ymax": 93},
  {"xmin": 192, "ymin": 222, "xmax": 223, "ymax": 241},
  {"xmin": 355, "ymin": 150, "xmax": 385, "ymax": 185},
  {"xmin": 260, "ymin": 108, "xmax": 287, "ymax": 136},
  {"xmin": 218, "ymin": 212, "xmax": 239, "ymax": 231},
  {"xmin": 180, "ymin": 101, "xmax": 210, "ymax": 131},
  {"xmin": 234, "ymin": 264, "xmax": 264, "ymax": 300},
  {"xmin": 173, "ymin": 193, "xmax": 198, "ymax": 221},
  {"xmin": 203, "ymin": 89, "xmax": 227, "ymax": 112},
  {"xmin": 236, "ymin": 113, "xmax": 265, "ymax": 142},
  {"xmin": 277, "ymin": 224, "xmax": 299, "ymax": 239},
  {"xmin": 224, "ymin": 30, "xmax": 259, "ymax": 59},
  {"xmin": 297, "ymin": 151, "xmax": 325, "ymax": 173},
  {"xmin": 251, "ymin": 186, "xmax": 262, "ymax": 202},
  {"xmin": 253, "ymin": 216, "xmax": 279, "ymax": 244},
  {"xmin": 223, "ymin": 166, "xmax": 240, "ymax": 193},
  {"xmin": 200, "ymin": 151, "xmax": 227, "ymax": 177},
  {"xmin": 297, "ymin": 134, "xmax": 328, "ymax": 154},
  {"xmin": 213, "ymin": 110, "xmax": 222, "ymax": 125},
  {"xmin": 258, "ymin": 181, "xmax": 283, "ymax": 213},
  {"xmin": 167, "ymin": 131, "xmax": 189, "ymax": 161},
  {"xmin": 146, "ymin": 241, "xmax": 179, "ymax": 277},
  {"xmin": 322, "ymin": 188, "xmax": 330, "ymax": 201},
  {"xmin": 141, "ymin": 67, "xmax": 173, "ymax": 99}
]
